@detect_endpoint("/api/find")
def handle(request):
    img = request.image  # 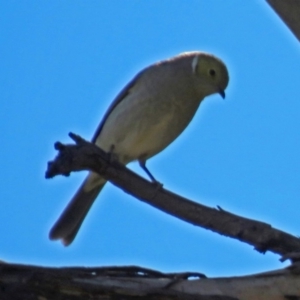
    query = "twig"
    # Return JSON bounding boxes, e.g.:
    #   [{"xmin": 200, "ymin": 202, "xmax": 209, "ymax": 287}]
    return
[{"xmin": 46, "ymin": 133, "xmax": 300, "ymax": 258}]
